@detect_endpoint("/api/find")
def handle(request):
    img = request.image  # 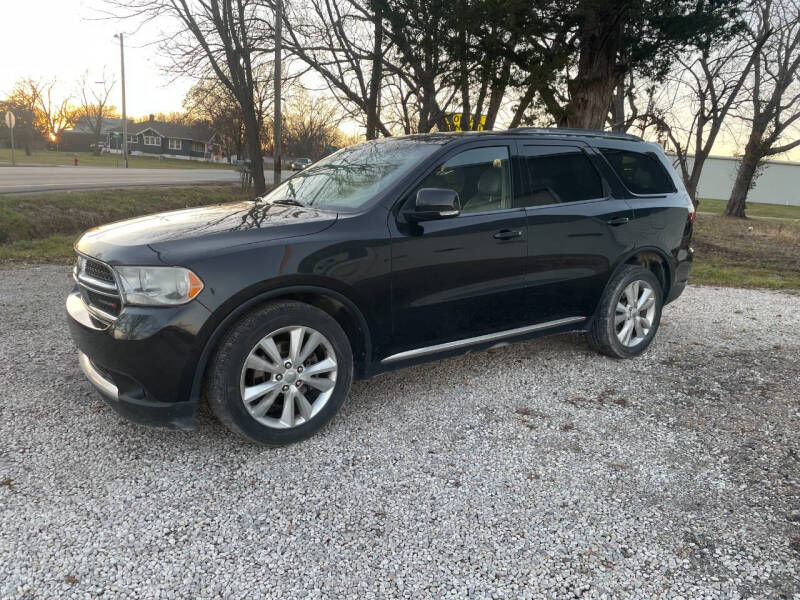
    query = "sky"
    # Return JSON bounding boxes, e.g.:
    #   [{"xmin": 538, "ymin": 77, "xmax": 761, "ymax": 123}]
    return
[
  {"xmin": 1, "ymin": 0, "xmax": 796, "ymax": 160},
  {"xmin": 0, "ymin": 0, "xmax": 191, "ymax": 118}
]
